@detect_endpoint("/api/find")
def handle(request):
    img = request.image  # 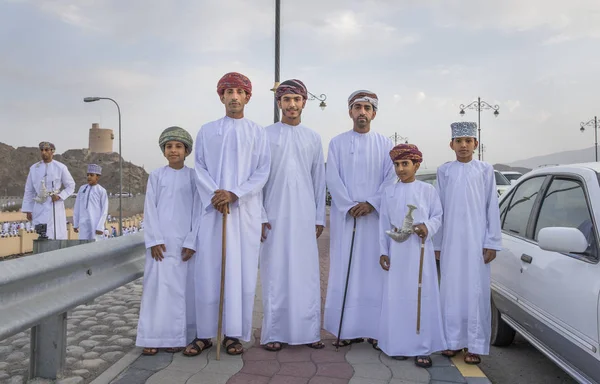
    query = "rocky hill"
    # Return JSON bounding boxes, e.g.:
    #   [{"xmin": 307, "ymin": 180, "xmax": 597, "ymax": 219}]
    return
[{"xmin": 0, "ymin": 142, "xmax": 149, "ymax": 196}]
